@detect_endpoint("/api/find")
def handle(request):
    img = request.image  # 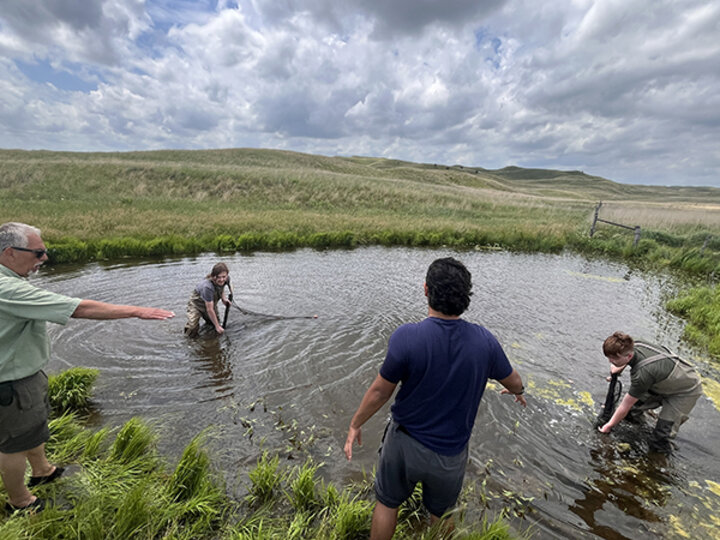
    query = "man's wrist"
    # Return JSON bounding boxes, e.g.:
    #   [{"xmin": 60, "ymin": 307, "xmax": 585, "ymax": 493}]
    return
[{"xmin": 514, "ymin": 385, "xmax": 525, "ymax": 395}]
